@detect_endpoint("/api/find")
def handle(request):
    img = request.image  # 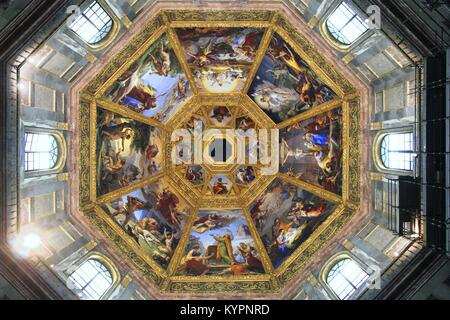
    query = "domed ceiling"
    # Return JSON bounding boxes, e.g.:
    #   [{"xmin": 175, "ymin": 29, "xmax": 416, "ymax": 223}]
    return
[{"xmin": 78, "ymin": 10, "xmax": 361, "ymax": 294}]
